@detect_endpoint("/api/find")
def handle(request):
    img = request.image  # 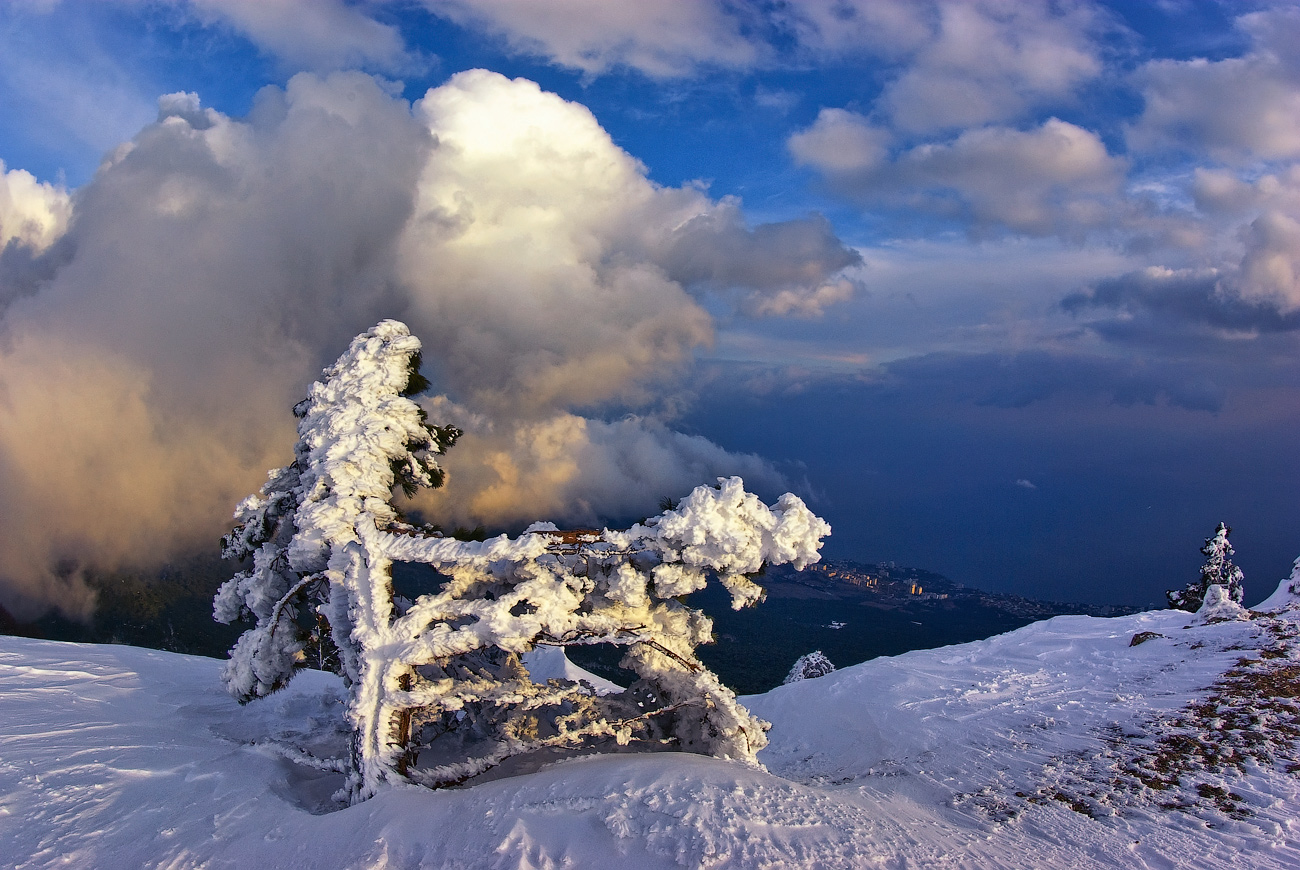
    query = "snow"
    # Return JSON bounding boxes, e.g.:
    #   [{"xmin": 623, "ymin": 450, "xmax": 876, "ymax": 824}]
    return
[
  {"xmin": 5, "ymin": 601, "xmax": 1300, "ymax": 868},
  {"xmin": 1192, "ymin": 584, "xmax": 1249, "ymax": 624},
  {"xmin": 521, "ymin": 645, "xmax": 623, "ymax": 696},
  {"xmin": 1257, "ymin": 559, "xmax": 1300, "ymax": 612}
]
